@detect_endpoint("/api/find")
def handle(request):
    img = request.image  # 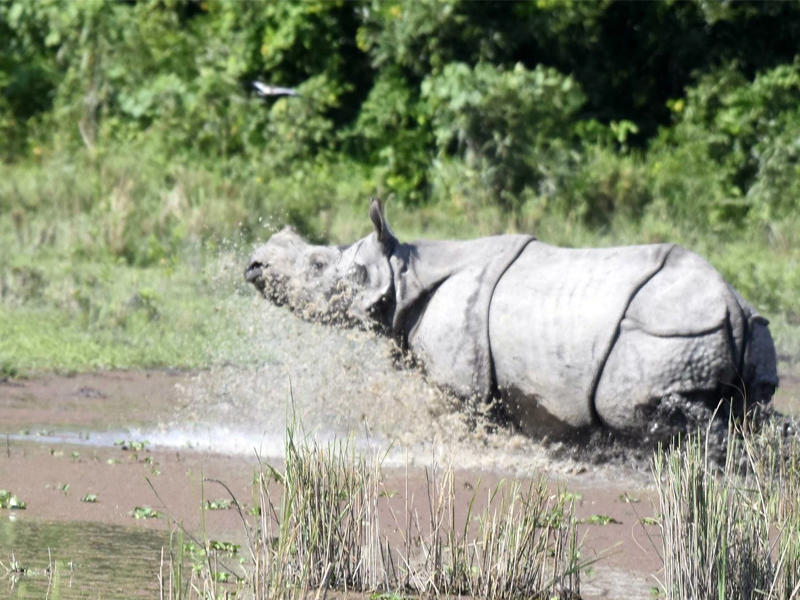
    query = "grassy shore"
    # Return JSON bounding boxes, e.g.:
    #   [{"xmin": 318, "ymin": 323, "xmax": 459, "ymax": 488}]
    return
[{"xmin": 3, "ymin": 153, "xmax": 799, "ymax": 378}]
